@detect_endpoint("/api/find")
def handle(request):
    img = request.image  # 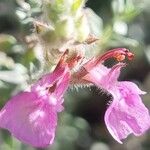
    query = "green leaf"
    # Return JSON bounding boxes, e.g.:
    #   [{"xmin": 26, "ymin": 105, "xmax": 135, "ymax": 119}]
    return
[{"xmin": 1, "ymin": 130, "xmax": 13, "ymax": 148}]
